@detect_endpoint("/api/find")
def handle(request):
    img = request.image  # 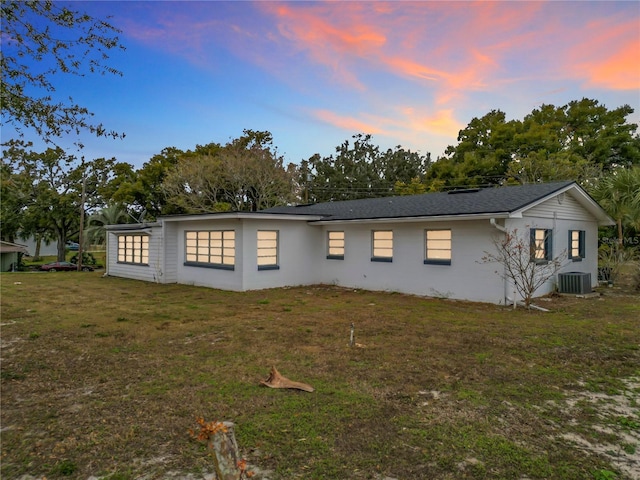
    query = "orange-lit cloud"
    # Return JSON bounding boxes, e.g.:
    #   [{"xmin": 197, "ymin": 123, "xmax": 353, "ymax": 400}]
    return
[
  {"xmin": 566, "ymin": 18, "xmax": 640, "ymax": 91},
  {"xmin": 313, "ymin": 110, "xmax": 385, "ymax": 135}
]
